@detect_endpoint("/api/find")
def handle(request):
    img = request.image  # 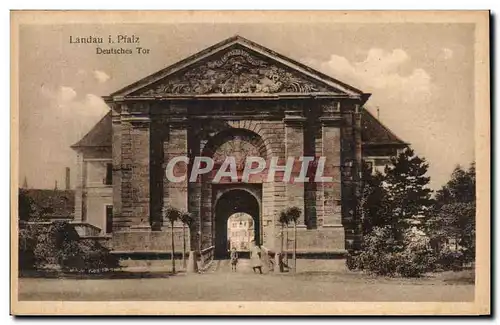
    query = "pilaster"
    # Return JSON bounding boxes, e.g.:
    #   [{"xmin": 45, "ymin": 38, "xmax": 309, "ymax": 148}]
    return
[
  {"xmin": 284, "ymin": 108, "xmax": 305, "ymax": 226},
  {"xmin": 111, "ymin": 106, "xmax": 122, "ymax": 230},
  {"xmin": 319, "ymin": 102, "xmax": 342, "ymax": 227},
  {"xmin": 122, "ymin": 102, "xmax": 151, "ymax": 230},
  {"xmin": 163, "ymin": 104, "xmax": 189, "ymax": 228}
]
